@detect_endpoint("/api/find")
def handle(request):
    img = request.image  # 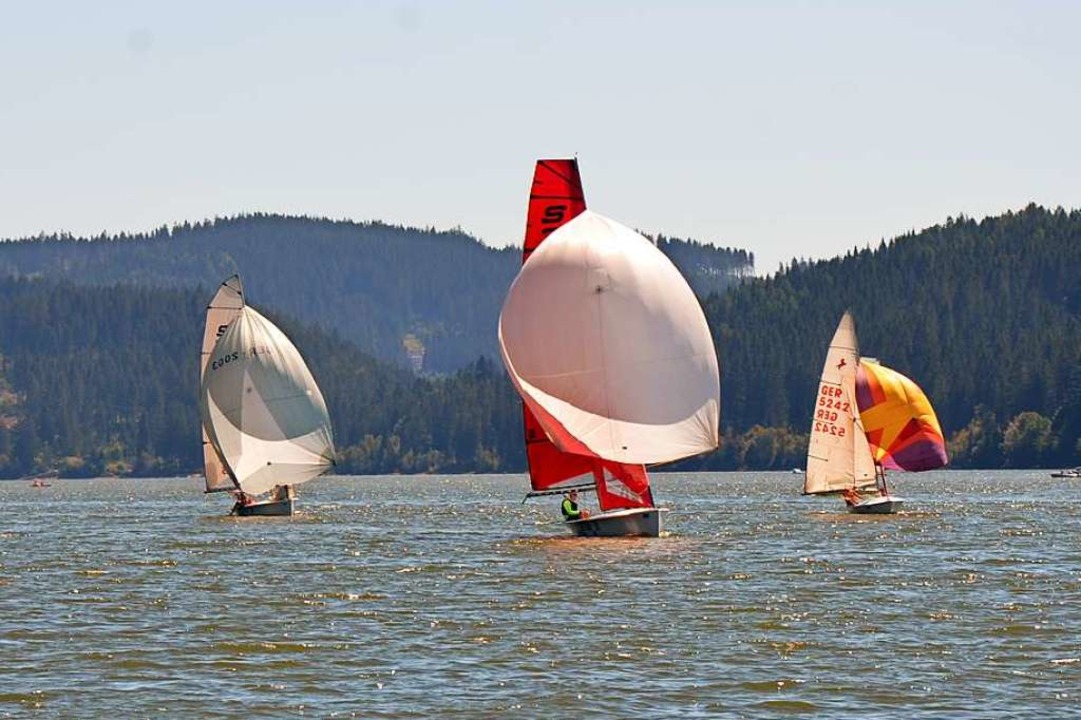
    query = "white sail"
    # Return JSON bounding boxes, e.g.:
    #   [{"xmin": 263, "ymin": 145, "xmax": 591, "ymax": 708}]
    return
[
  {"xmin": 804, "ymin": 311, "xmax": 876, "ymax": 495},
  {"xmin": 498, "ymin": 210, "xmax": 720, "ymax": 465},
  {"xmin": 200, "ymin": 275, "xmax": 245, "ymax": 493},
  {"xmin": 201, "ymin": 304, "xmax": 335, "ymax": 497}
]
